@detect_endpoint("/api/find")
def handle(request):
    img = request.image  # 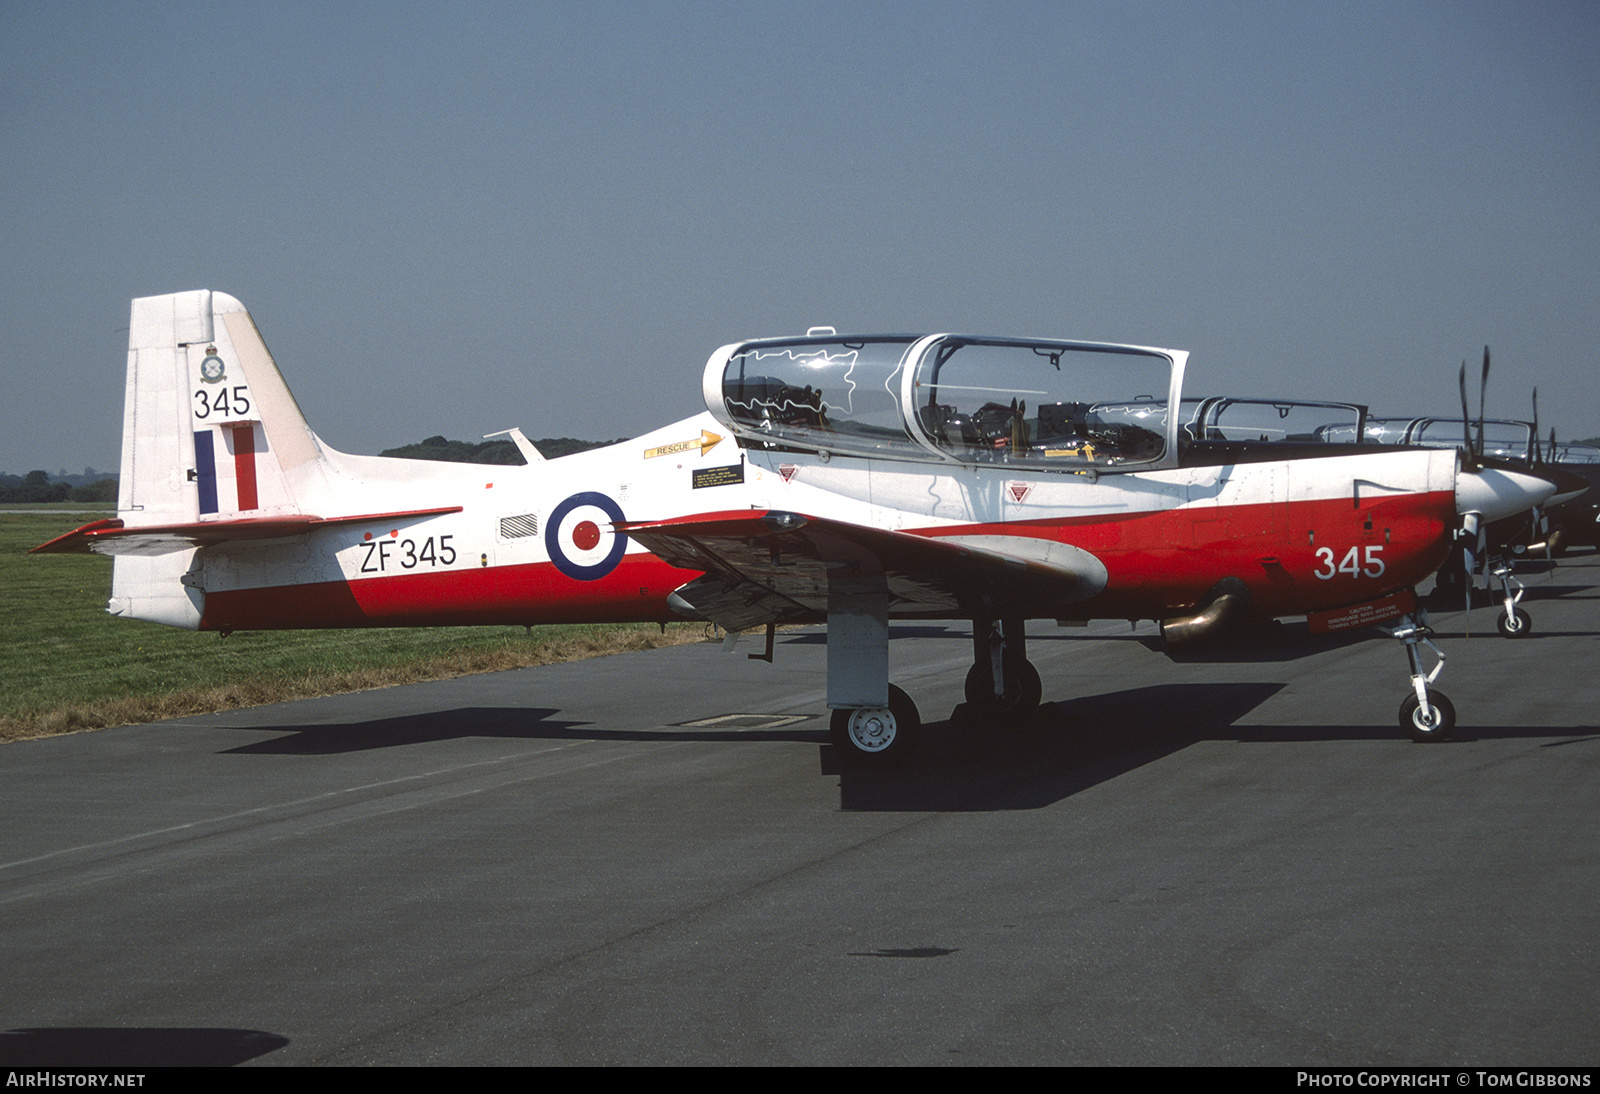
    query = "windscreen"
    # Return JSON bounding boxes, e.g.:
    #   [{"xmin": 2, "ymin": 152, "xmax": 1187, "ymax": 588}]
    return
[{"xmin": 719, "ymin": 337, "xmax": 922, "ymax": 457}]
